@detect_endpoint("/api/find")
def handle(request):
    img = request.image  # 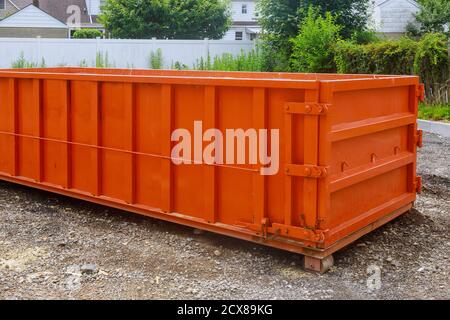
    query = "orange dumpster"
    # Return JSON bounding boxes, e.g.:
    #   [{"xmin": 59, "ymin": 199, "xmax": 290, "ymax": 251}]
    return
[{"xmin": 0, "ymin": 68, "xmax": 423, "ymax": 272}]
